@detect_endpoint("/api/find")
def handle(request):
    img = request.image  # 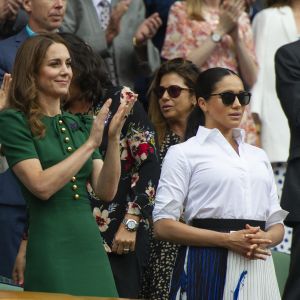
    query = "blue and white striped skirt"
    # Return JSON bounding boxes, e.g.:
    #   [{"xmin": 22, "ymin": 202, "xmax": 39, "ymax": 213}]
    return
[{"xmin": 169, "ymin": 245, "xmax": 281, "ymax": 300}]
